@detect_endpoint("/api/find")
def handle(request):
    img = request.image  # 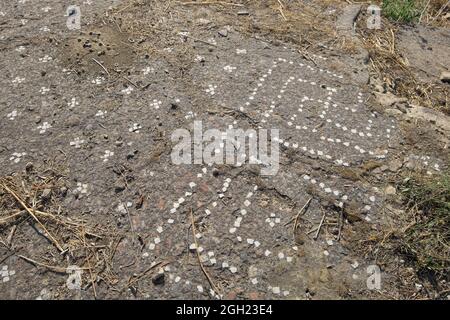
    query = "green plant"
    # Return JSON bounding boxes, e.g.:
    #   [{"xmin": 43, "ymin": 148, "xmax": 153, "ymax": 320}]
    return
[{"xmin": 382, "ymin": 0, "xmax": 422, "ymax": 23}]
